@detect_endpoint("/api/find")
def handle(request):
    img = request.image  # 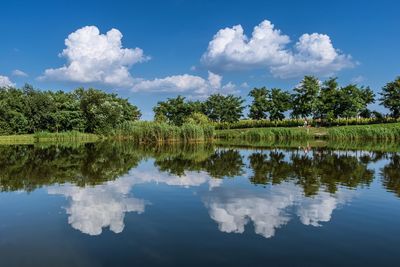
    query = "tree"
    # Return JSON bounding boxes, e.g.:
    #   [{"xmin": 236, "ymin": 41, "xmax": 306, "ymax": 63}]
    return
[
  {"xmin": 266, "ymin": 88, "xmax": 291, "ymax": 120},
  {"xmin": 0, "ymin": 85, "xmax": 141, "ymax": 134},
  {"xmin": 77, "ymin": 88, "xmax": 141, "ymax": 133},
  {"xmin": 184, "ymin": 112, "xmax": 210, "ymax": 125},
  {"xmin": 204, "ymin": 94, "xmax": 244, "ymax": 123},
  {"xmin": 317, "ymin": 77, "xmax": 340, "ymax": 120},
  {"xmin": 248, "ymin": 87, "xmax": 269, "ymax": 120},
  {"xmin": 380, "ymin": 77, "xmax": 400, "ymax": 118},
  {"xmin": 291, "ymin": 76, "xmax": 321, "ymax": 118},
  {"xmin": 153, "ymin": 96, "xmax": 193, "ymax": 126},
  {"xmin": 336, "ymin": 85, "xmax": 375, "ymax": 118}
]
